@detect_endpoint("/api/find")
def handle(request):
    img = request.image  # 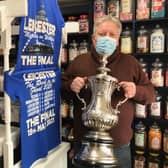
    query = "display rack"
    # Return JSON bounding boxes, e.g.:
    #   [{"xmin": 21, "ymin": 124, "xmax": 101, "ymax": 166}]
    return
[{"xmin": 0, "ymin": 1, "xmax": 27, "ymax": 168}]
